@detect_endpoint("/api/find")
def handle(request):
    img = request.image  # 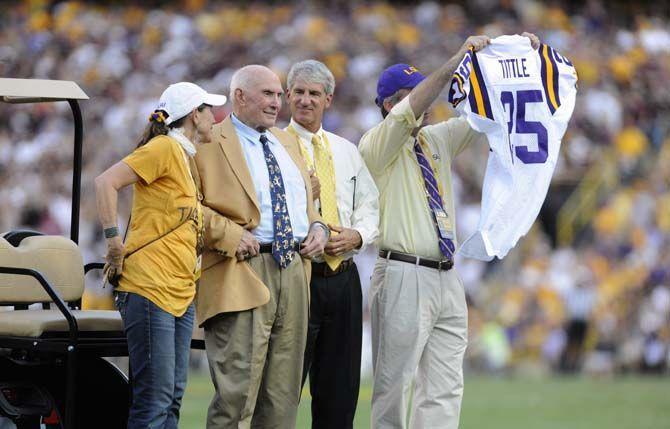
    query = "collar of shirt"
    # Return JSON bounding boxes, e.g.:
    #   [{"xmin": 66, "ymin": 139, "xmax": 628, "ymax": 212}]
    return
[
  {"xmin": 289, "ymin": 118, "xmax": 324, "ymax": 146},
  {"xmin": 289, "ymin": 117, "xmax": 381, "ymax": 259},
  {"xmin": 231, "ymin": 113, "xmax": 281, "ymax": 146},
  {"xmin": 230, "ymin": 113, "xmax": 310, "ymax": 243}
]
